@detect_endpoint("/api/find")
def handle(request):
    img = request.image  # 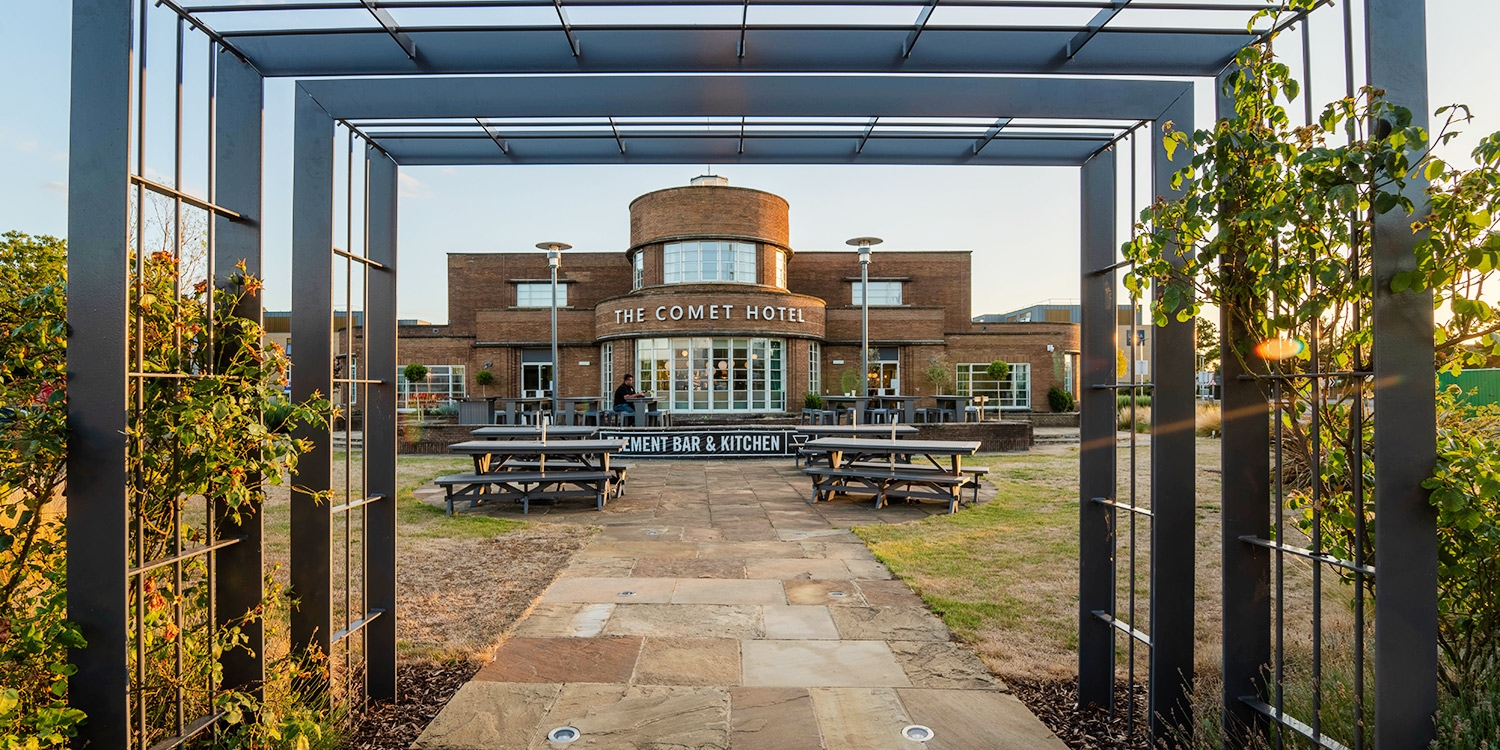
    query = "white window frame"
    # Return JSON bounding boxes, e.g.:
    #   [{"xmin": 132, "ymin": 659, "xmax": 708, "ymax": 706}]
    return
[
  {"xmin": 850, "ymin": 281, "xmax": 903, "ymax": 306},
  {"xmin": 808, "ymin": 341, "xmax": 821, "ymax": 395},
  {"xmin": 955, "ymin": 362, "xmax": 1030, "ymax": 410},
  {"xmin": 516, "ymin": 282, "xmax": 566, "ymax": 308},
  {"xmin": 631, "ymin": 252, "xmax": 644, "ymax": 290},
  {"xmin": 663, "ymin": 241, "xmax": 757, "ymax": 284},
  {"xmin": 636, "ymin": 336, "xmax": 786, "ymax": 412},
  {"xmin": 600, "ymin": 341, "xmax": 614, "ymax": 396},
  {"xmin": 774, "ymin": 250, "xmax": 787, "ymax": 288},
  {"xmin": 397, "ymin": 364, "xmax": 466, "ymax": 411}
]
